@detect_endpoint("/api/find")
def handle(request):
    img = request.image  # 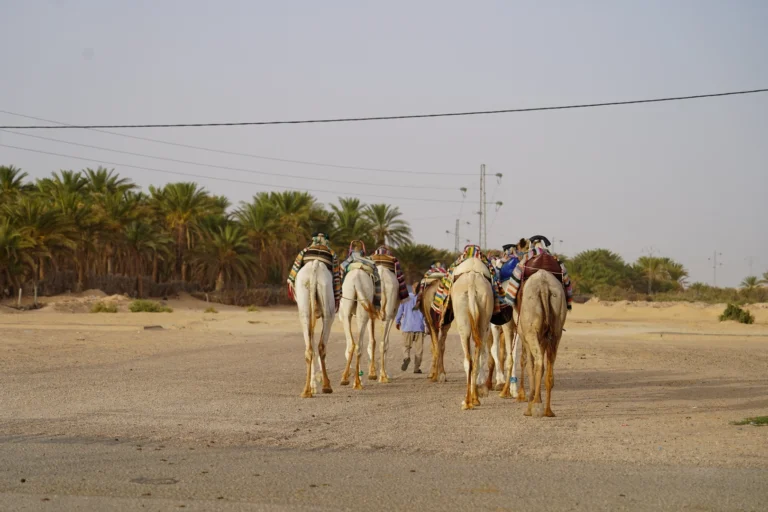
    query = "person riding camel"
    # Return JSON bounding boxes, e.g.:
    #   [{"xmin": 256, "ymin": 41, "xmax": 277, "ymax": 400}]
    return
[
  {"xmin": 287, "ymin": 232, "xmax": 341, "ymax": 311},
  {"xmin": 340, "ymin": 240, "xmax": 381, "ymax": 308},
  {"xmin": 370, "ymin": 245, "xmax": 409, "ymax": 301},
  {"xmin": 504, "ymin": 235, "xmax": 573, "ymax": 310}
]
